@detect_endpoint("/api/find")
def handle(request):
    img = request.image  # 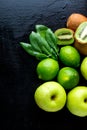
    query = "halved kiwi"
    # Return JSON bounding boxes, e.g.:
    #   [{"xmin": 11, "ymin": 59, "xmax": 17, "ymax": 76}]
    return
[
  {"xmin": 54, "ymin": 28, "xmax": 74, "ymax": 45},
  {"xmin": 74, "ymin": 22, "xmax": 87, "ymax": 55}
]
